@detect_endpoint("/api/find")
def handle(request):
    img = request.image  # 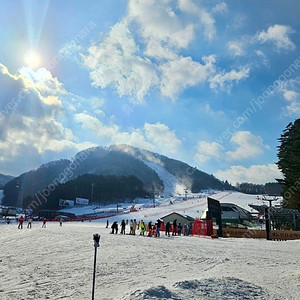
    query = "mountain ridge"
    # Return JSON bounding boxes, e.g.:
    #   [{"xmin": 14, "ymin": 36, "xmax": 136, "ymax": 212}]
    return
[{"xmin": 2, "ymin": 144, "xmax": 227, "ymax": 207}]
